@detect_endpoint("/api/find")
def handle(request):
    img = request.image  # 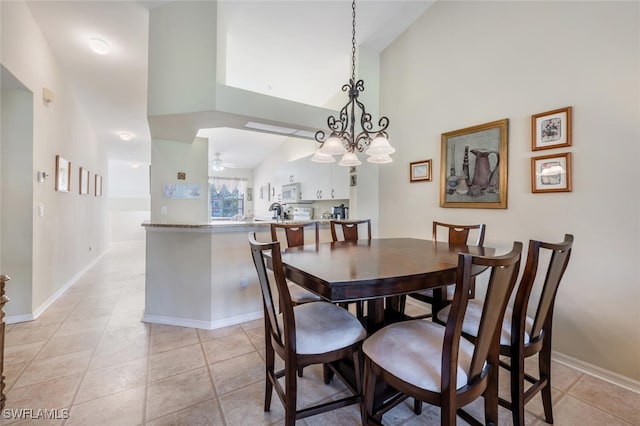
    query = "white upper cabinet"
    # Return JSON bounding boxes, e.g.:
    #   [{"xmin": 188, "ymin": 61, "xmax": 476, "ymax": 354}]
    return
[
  {"xmin": 291, "ymin": 155, "xmax": 349, "ymax": 201},
  {"xmin": 330, "ymin": 162, "xmax": 350, "ymax": 200}
]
